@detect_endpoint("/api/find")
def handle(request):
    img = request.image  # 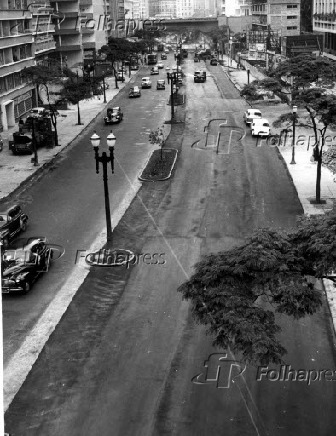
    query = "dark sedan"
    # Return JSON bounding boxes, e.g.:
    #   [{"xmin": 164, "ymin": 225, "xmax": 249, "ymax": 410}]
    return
[{"xmin": 2, "ymin": 237, "xmax": 52, "ymax": 293}]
